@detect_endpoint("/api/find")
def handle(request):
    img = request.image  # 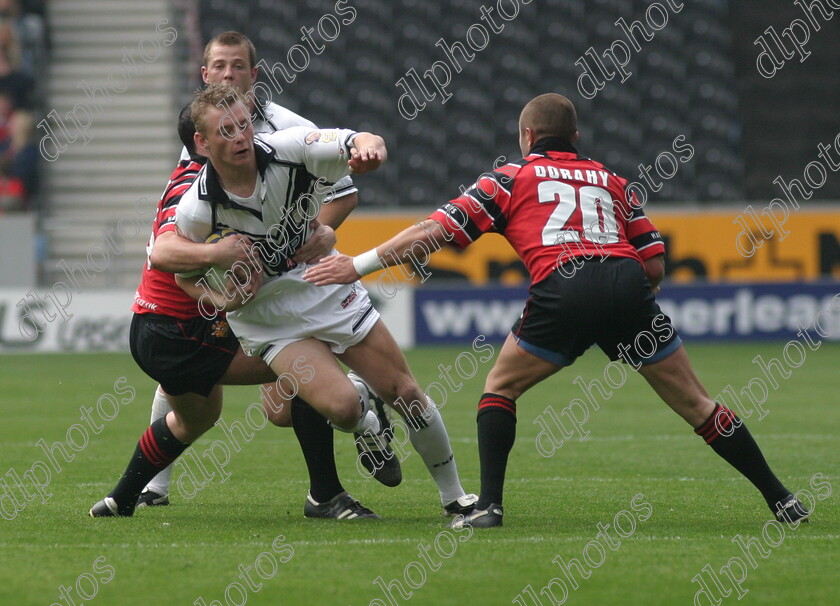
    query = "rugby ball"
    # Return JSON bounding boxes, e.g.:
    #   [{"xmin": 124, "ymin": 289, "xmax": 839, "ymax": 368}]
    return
[{"xmin": 205, "ymin": 228, "xmax": 237, "ymax": 244}]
